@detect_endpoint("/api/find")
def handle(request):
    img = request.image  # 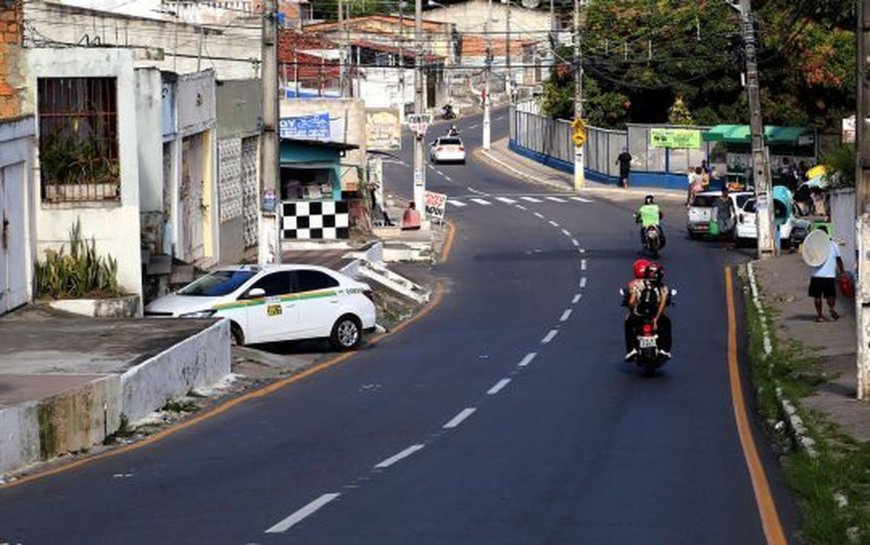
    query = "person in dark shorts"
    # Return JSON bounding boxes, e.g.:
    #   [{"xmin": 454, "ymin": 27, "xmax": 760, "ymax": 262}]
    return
[
  {"xmin": 808, "ymin": 238, "xmax": 844, "ymax": 322},
  {"xmin": 616, "ymin": 147, "xmax": 632, "ymax": 188}
]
